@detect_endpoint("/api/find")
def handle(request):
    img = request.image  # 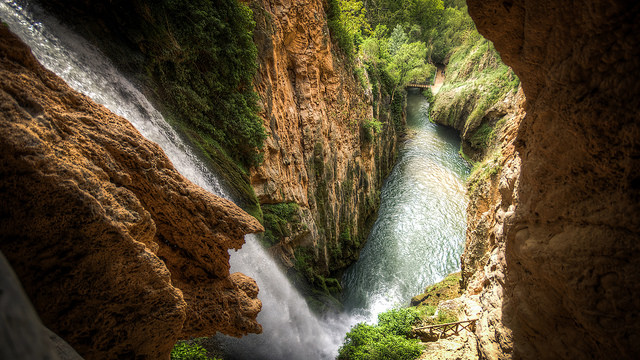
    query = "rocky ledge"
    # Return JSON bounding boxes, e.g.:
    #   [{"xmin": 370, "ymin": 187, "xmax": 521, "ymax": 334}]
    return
[{"xmin": 0, "ymin": 26, "xmax": 263, "ymax": 359}]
